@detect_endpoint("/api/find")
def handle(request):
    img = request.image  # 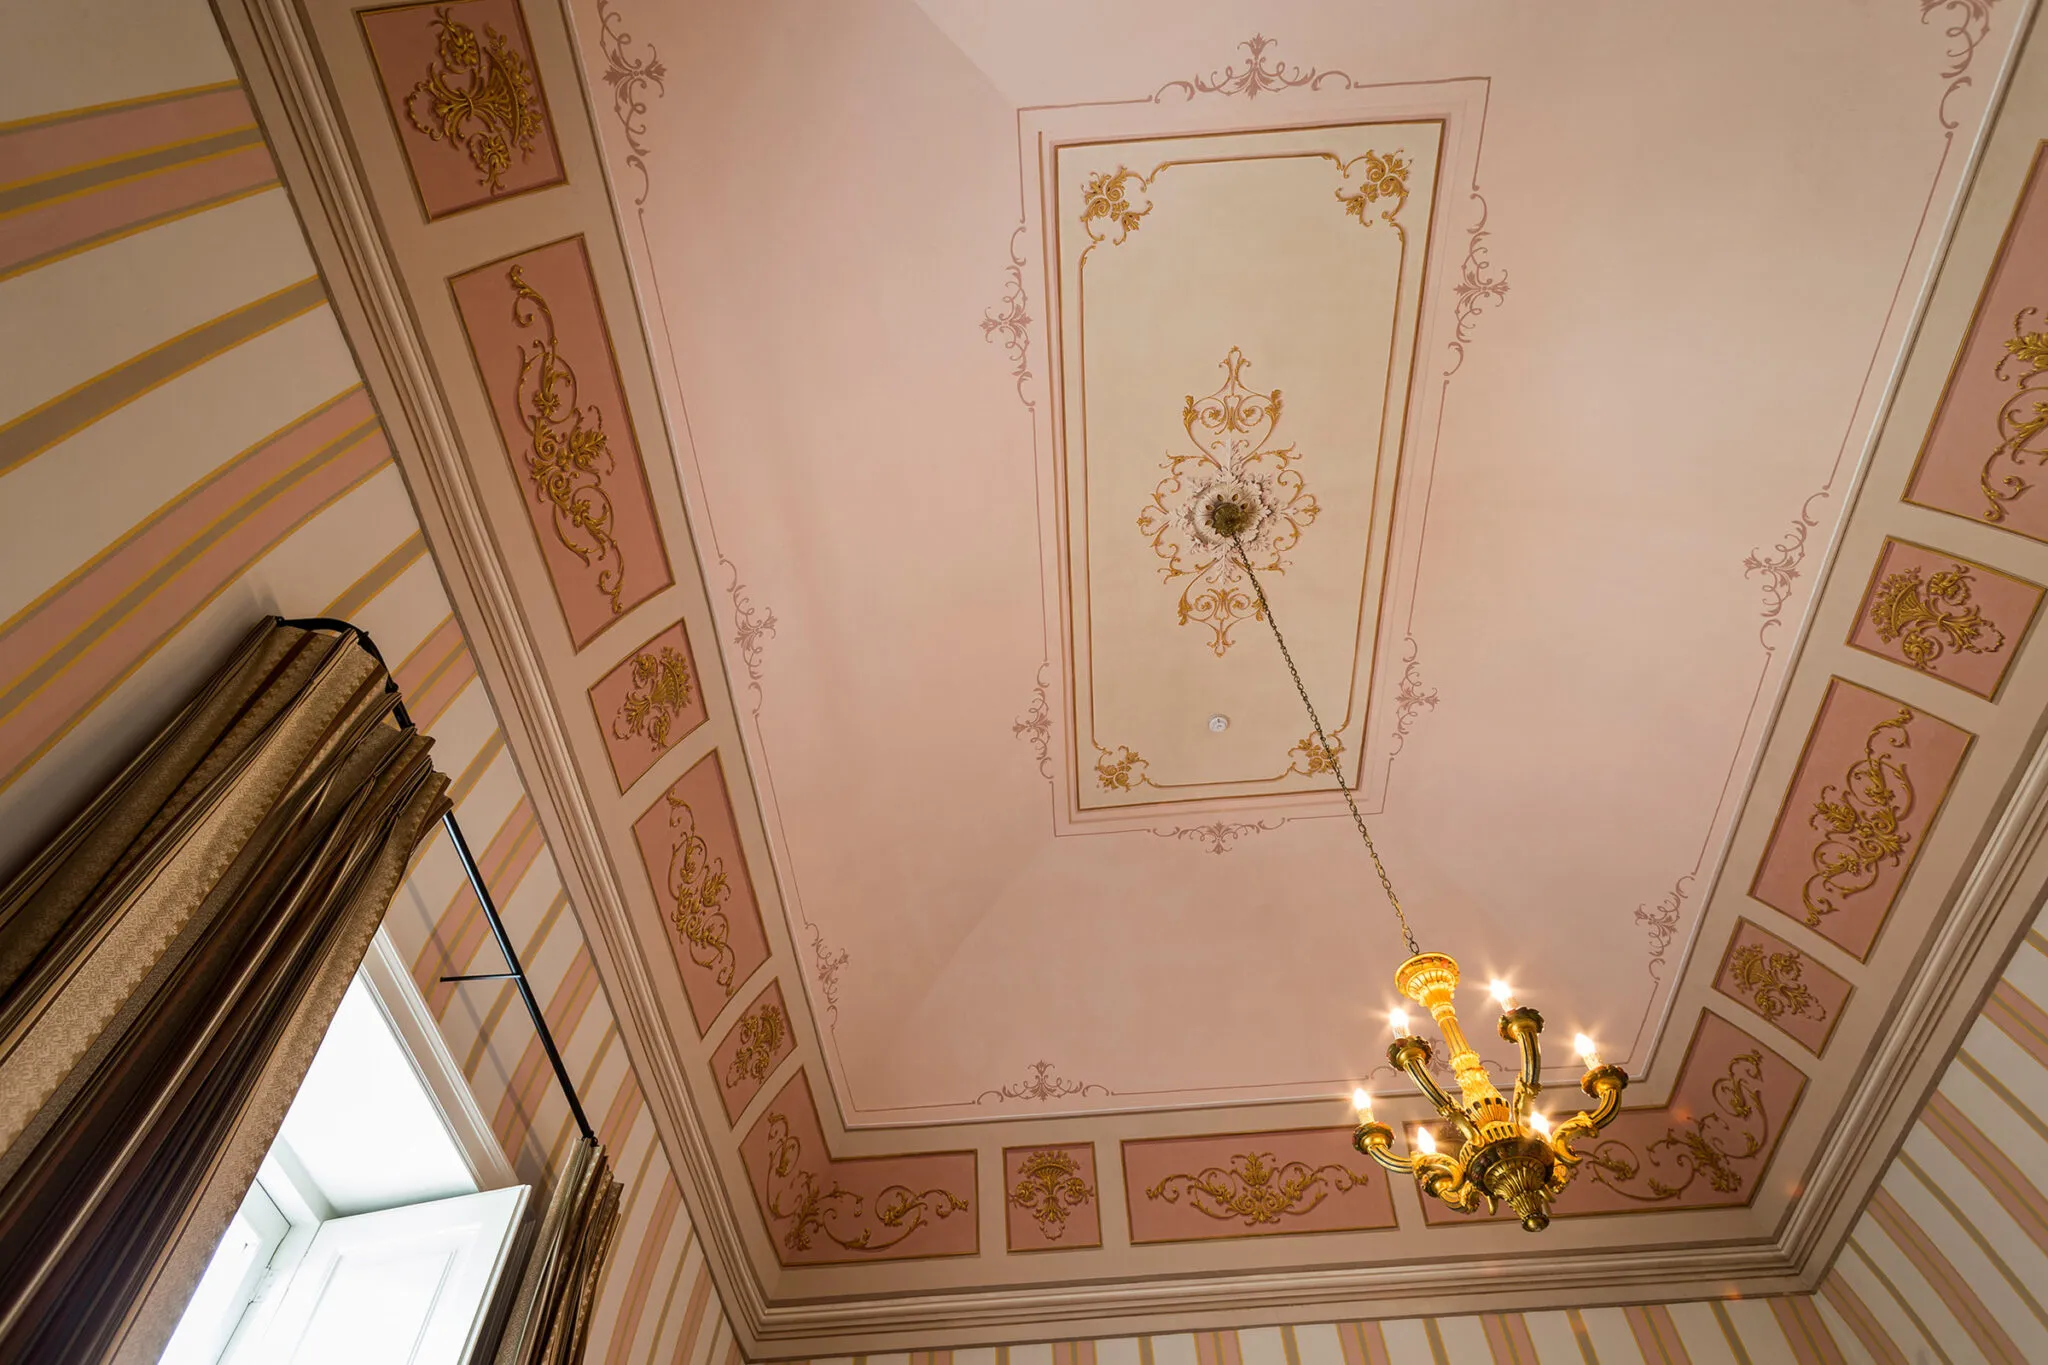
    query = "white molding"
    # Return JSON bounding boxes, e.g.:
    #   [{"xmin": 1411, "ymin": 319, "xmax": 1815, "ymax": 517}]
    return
[
  {"xmin": 358, "ymin": 927, "xmax": 519, "ymax": 1193},
  {"xmin": 210, "ymin": 0, "xmax": 2048, "ymax": 1350}
]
